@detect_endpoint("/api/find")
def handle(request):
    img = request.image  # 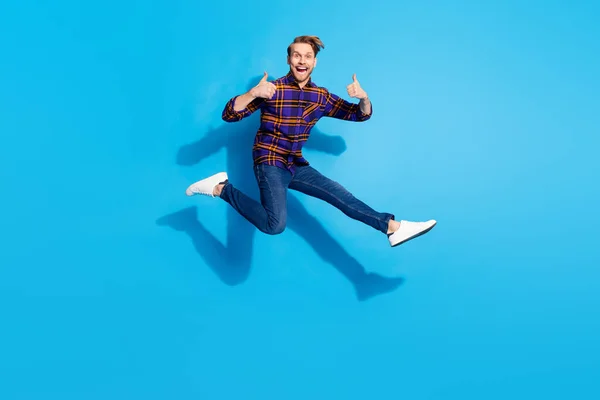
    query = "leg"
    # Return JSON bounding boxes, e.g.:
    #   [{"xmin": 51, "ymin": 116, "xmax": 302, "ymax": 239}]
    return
[
  {"xmin": 288, "ymin": 165, "xmax": 436, "ymax": 246},
  {"xmin": 289, "ymin": 165, "xmax": 394, "ymax": 234},
  {"xmin": 186, "ymin": 165, "xmax": 291, "ymax": 235}
]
